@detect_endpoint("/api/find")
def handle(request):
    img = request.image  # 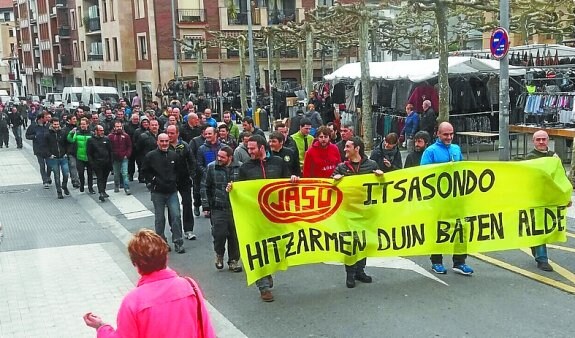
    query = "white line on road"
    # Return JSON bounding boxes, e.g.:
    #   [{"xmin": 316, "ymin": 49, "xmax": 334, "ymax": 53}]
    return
[{"xmin": 106, "ymin": 192, "xmax": 154, "ymax": 220}]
